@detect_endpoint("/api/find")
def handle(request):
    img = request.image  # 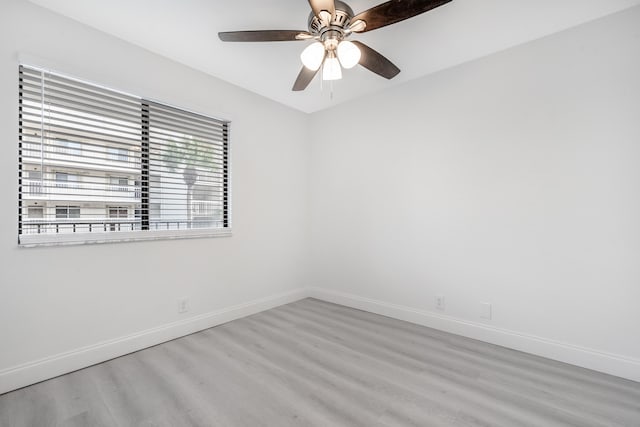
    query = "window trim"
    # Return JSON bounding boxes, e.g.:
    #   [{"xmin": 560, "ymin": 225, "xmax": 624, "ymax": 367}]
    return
[
  {"xmin": 18, "ymin": 64, "xmax": 233, "ymax": 247},
  {"xmin": 19, "ymin": 227, "xmax": 232, "ymax": 247}
]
